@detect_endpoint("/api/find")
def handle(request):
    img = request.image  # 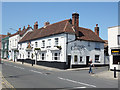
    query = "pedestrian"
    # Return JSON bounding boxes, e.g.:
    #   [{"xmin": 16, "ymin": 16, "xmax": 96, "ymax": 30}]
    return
[{"xmin": 89, "ymin": 59, "xmax": 94, "ymax": 74}]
